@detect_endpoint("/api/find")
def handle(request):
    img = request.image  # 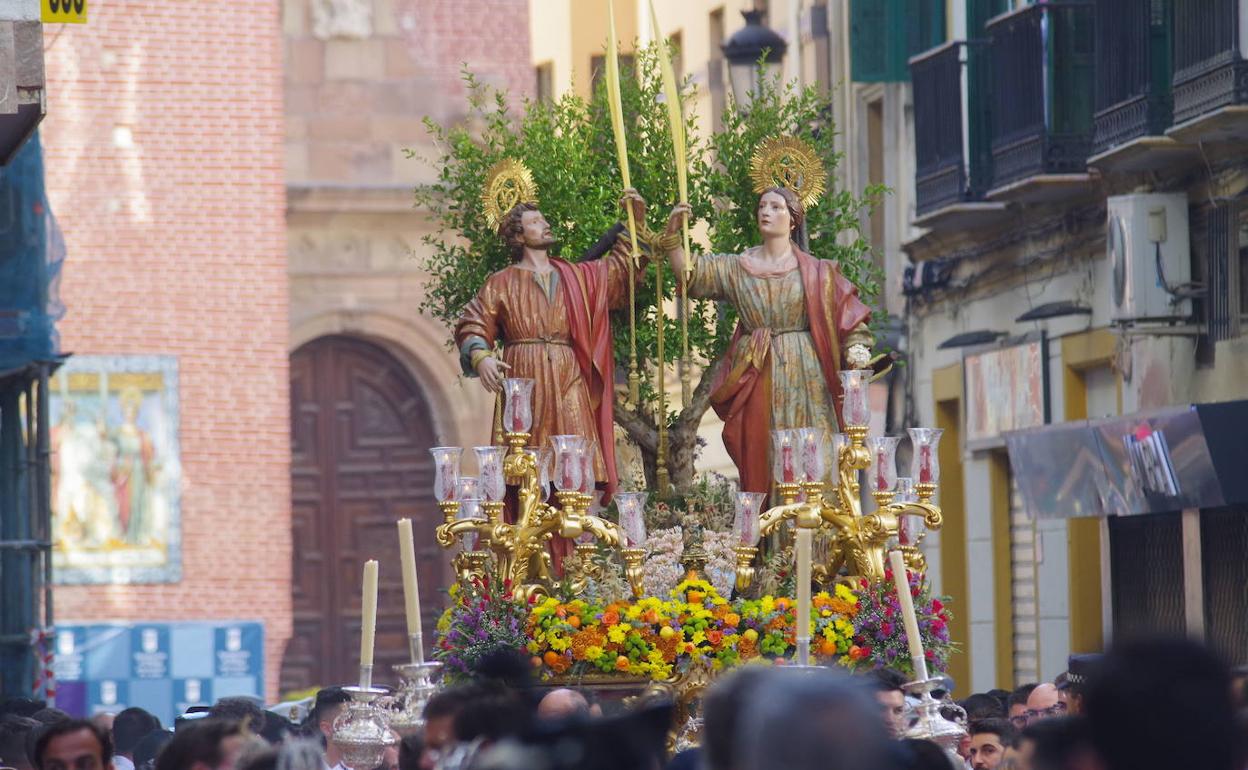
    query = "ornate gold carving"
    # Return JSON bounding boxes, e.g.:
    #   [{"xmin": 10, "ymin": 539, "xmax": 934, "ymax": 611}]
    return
[
  {"xmin": 749, "ymin": 136, "xmax": 827, "ymax": 209},
  {"xmin": 480, "ymin": 159, "xmax": 539, "ymax": 229}
]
